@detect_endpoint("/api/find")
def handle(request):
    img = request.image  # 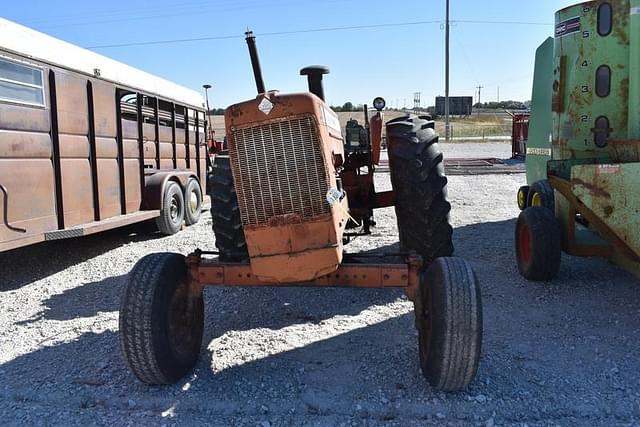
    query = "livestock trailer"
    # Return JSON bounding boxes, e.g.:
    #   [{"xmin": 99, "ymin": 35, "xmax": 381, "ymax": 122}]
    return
[{"xmin": 0, "ymin": 18, "xmax": 209, "ymax": 252}]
